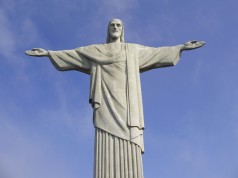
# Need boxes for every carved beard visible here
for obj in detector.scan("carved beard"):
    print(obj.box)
[110,31,121,40]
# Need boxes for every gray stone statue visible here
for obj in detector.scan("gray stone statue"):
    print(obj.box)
[26,19,205,178]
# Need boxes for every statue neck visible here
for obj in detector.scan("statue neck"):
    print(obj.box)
[109,37,121,44]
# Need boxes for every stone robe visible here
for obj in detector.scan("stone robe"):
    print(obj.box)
[48,43,181,152]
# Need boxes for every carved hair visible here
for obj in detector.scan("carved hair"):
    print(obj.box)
[106,19,125,43]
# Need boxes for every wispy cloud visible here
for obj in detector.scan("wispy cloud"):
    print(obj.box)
[0,118,72,178]
[0,0,46,59]
[0,9,16,59]
[19,18,46,48]
[34,75,94,139]
[0,87,93,178]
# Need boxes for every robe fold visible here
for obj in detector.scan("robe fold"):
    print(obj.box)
[49,43,181,178]
[48,43,181,177]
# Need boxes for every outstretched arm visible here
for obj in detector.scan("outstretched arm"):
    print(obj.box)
[138,40,205,72]
[25,48,91,74]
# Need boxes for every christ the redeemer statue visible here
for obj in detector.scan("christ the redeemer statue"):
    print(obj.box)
[26,19,205,178]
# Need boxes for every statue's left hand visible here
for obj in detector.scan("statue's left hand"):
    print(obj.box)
[25,48,49,57]
[182,41,205,50]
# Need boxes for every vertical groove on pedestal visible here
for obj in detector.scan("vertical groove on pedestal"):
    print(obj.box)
[94,128,143,178]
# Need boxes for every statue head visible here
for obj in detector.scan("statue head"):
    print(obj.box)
[106,19,124,43]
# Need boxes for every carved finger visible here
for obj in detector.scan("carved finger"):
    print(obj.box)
[25,50,33,55]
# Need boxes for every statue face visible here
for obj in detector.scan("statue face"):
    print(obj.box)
[109,19,123,41]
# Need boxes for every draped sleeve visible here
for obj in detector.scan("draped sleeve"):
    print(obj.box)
[138,45,182,73]
[48,44,125,75]
[48,49,91,74]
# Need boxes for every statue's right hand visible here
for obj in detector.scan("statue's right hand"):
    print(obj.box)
[25,48,48,57]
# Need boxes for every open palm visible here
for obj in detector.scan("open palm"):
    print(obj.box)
[25,48,48,57]
[183,41,205,50]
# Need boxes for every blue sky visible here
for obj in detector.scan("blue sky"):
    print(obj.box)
[0,0,238,177]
